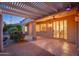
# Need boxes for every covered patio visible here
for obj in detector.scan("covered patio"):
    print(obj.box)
[0,2,79,56]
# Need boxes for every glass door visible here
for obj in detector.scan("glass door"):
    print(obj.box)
[53,20,67,40]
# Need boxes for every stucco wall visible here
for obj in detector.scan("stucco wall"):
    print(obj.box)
[67,16,76,43]
[35,16,77,43]
[28,22,32,36]
[27,16,77,44]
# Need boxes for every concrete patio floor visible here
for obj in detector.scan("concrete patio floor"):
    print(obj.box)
[31,36,77,56]
[0,36,77,56]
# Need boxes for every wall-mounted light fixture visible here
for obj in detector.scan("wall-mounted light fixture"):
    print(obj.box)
[66,7,71,11]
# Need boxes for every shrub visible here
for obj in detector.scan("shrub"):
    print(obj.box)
[10,31,24,42]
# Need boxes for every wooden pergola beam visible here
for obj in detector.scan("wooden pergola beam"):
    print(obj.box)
[23,2,50,13]
[0,2,71,19]
[22,2,49,15]
[2,3,42,17]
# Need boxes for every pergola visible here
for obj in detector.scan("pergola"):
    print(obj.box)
[0,2,79,52]
[0,2,72,18]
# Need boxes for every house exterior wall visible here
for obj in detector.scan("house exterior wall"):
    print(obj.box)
[35,16,76,43]
[35,10,77,44]
[27,8,78,44]
[75,13,79,49]
[67,16,76,43]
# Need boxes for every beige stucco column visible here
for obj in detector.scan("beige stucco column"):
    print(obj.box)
[0,14,4,52]
[46,22,48,33]
[22,25,25,34]
[32,20,36,40]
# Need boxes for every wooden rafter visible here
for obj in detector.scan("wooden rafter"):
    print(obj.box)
[0,2,71,19]
[2,3,42,17]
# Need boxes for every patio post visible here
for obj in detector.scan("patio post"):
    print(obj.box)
[22,25,25,34]
[0,14,4,52]
[32,20,36,40]
[46,22,48,32]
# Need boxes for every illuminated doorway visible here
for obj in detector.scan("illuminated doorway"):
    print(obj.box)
[53,20,67,40]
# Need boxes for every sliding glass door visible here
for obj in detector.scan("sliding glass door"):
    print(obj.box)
[53,20,67,40]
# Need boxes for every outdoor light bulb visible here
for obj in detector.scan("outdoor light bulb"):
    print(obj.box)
[66,7,71,11]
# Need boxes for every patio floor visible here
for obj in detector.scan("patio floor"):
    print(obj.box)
[32,36,77,56]
[0,36,77,56]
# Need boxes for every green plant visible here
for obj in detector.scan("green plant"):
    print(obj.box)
[3,24,22,32]
[16,25,22,31]
[10,31,24,42]
[3,23,23,42]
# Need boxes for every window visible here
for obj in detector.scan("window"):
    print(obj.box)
[64,20,67,39]
[56,21,59,38]
[48,22,52,28]
[60,20,64,38]
[25,26,28,32]
[53,22,56,37]
[53,20,67,39]
[36,23,46,32]
[36,24,40,32]
[40,24,46,32]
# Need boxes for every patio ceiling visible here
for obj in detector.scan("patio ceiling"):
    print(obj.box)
[0,2,74,19]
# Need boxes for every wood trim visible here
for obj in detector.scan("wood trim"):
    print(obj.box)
[35,8,77,22]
